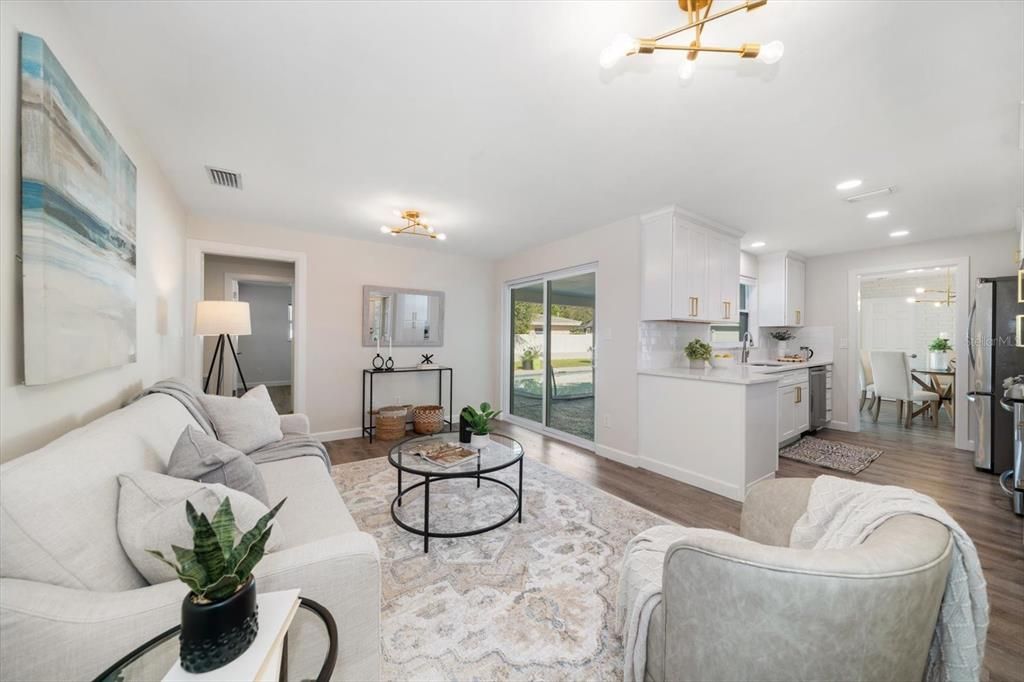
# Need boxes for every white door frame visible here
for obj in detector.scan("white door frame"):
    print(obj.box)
[500,262,598,452]
[223,273,295,393]
[846,256,971,451]
[186,240,308,415]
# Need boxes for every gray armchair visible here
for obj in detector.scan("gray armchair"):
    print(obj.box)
[644,478,954,682]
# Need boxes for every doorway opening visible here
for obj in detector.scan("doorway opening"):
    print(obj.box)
[186,240,307,416]
[504,266,596,446]
[848,258,970,451]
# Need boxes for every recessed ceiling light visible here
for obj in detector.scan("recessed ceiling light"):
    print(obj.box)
[749,241,766,248]
[835,179,862,191]
[906,268,924,273]
[867,210,889,219]
[889,229,909,237]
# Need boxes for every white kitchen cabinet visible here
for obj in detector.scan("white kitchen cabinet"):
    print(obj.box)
[641,206,742,322]
[758,252,807,327]
[776,369,810,445]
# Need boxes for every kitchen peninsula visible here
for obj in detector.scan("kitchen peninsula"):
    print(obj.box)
[636,360,833,501]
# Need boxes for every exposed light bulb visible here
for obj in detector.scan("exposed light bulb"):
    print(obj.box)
[906,297,916,304]
[678,60,696,80]
[426,225,434,233]
[379,225,391,234]
[915,287,926,294]
[756,40,784,65]
[600,33,637,69]
[389,231,397,237]
[436,233,447,241]
[933,302,942,308]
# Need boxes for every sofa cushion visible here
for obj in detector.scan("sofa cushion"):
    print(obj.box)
[167,426,269,504]
[0,394,200,590]
[199,385,283,454]
[259,457,357,547]
[116,471,284,585]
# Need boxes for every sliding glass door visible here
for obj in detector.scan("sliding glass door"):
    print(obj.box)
[508,269,595,443]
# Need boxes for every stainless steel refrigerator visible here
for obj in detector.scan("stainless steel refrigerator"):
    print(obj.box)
[967,276,1024,477]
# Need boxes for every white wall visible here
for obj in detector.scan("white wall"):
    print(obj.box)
[494,216,642,463]
[187,216,496,438]
[237,282,293,385]
[805,230,1017,429]
[0,1,187,461]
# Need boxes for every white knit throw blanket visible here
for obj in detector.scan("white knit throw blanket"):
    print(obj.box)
[791,476,989,682]
[614,525,750,682]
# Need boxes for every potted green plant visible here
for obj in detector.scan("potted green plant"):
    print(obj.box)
[461,402,501,448]
[148,497,284,673]
[684,339,713,369]
[928,337,953,370]
[769,329,796,356]
[520,345,540,371]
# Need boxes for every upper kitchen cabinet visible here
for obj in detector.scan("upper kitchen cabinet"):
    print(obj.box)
[758,252,806,327]
[640,207,742,323]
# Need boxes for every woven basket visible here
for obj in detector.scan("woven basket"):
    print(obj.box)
[374,405,409,441]
[412,405,445,434]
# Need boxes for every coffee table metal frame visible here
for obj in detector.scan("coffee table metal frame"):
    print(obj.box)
[388,434,524,553]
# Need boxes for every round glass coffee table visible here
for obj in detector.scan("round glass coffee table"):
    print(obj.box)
[388,432,524,552]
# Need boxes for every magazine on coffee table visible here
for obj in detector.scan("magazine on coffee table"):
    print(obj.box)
[400,438,479,468]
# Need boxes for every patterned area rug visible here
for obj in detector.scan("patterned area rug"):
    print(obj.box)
[780,436,882,474]
[332,456,668,681]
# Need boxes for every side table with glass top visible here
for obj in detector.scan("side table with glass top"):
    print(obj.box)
[93,597,337,682]
[388,432,524,553]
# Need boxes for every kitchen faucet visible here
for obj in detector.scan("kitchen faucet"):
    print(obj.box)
[741,331,755,364]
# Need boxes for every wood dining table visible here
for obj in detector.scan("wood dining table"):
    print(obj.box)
[912,368,956,420]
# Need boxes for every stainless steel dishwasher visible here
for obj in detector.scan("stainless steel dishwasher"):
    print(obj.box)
[809,366,828,431]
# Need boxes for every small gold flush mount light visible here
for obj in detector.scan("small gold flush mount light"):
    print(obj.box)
[379,210,446,241]
[600,0,783,80]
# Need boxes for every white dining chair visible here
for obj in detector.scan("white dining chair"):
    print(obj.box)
[869,351,940,428]
[859,349,878,413]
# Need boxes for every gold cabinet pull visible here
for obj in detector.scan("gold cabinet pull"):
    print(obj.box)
[723,301,731,319]
[795,309,801,325]
[795,386,802,404]
[689,297,698,317]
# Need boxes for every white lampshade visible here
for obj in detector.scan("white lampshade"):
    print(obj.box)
[195,301,251,336]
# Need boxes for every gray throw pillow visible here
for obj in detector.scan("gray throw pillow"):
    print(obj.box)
[198,384,283,454]
[116,471,284,585]
[167,426,269,505]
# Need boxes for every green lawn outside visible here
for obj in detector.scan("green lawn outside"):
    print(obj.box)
[517,358,593,370]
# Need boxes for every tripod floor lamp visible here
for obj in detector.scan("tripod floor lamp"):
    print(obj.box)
[196,300,252,395]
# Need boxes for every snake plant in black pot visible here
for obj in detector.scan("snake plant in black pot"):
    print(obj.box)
[148,497,285,673]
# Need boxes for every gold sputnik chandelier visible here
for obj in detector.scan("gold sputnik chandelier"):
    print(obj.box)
[905,268,957,307]
[600,0,784,80]
[379,210,446,241]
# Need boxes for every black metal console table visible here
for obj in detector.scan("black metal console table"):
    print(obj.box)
[362,365,454,442]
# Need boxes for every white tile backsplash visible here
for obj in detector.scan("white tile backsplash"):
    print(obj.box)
[758,325,834,362]
[638,321,711,369]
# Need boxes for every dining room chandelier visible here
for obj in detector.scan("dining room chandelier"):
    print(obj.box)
[379,210,446,241]
[905,268,957,307]
[600,0,784,80]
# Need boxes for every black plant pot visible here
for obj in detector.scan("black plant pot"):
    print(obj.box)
[180,577,259,673]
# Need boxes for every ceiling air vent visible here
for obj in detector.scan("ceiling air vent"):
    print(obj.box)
[206,166,242,189]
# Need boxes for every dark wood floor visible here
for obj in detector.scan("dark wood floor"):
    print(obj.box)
[326,401,1024,682]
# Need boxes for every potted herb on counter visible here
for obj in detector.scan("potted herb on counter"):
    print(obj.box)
[769,329,796,356]
[462,402,501,448]
[148,497,284,673]
[684,339,713,369]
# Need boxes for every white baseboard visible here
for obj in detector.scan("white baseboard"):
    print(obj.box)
[312,427,363,442]
[594,444,639,467]
[256,380,292,387]
[826,420,850,431]
[634,456,744,501]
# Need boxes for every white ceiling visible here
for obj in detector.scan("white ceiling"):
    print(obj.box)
[61,1,1023,258]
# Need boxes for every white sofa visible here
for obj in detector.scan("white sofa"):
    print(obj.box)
[0,393,381,681]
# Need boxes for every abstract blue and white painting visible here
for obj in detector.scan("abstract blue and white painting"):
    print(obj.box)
[20,33,137,385]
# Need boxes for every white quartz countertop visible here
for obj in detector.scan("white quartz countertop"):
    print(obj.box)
[637,359,833,385]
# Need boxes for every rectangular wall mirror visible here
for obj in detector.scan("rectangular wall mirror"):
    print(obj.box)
[363,286,445,347]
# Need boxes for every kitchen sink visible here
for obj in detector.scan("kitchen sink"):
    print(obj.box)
[746,362,785,367]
